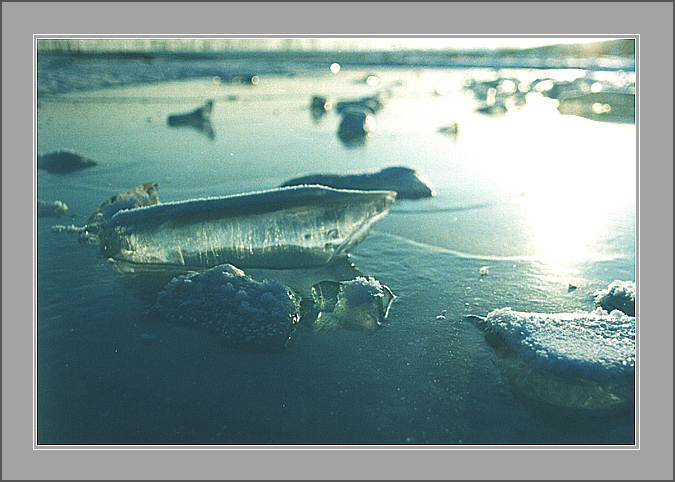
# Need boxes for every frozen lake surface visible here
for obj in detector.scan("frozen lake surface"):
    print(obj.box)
[36,56,636,445]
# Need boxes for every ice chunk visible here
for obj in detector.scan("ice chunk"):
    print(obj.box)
[37,200,69,218]
[310,277,395,332]
[594,280,635,316]
[81,182,159,244]
[479,308,635,413]
[99,185,396,269]
[37,149,97,173]
[337,107,377,145]
[281,166,435,200]
[152,264,300,351]
[167,100,215,140]
[51,224,84,235]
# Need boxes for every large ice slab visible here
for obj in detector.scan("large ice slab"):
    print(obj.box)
[99,185,396,269]
[484,308,635,382]
[152,264,300,351]
[477,308,635,413]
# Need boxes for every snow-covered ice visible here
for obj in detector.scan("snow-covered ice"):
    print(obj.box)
[484,308,635,382]
[594,280,635,316]
[311,276,395,332]
[152,264,300,351]
[479,308,635,412]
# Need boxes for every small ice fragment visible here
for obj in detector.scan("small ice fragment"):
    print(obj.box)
[99,185,396,269]
[82,182,159,244]
[281,166,435,200]
[167,100,215,140]
[51,224,85,235]
[479,266,489,277]
[438,122,459,136]
[310,95,333,118]
[310,277,395,332]
[337,107,377,144]
[37,200,69,218]
[152,264,300,351]
[594,280,635,316]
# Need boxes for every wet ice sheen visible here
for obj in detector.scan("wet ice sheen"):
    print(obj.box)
[480,308,635,413]
[100,185,396,269]
[485,308,635,382]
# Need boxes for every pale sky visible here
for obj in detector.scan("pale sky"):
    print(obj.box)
[368,37,615,50]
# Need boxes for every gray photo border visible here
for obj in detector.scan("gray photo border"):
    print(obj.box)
[4,1,672,480]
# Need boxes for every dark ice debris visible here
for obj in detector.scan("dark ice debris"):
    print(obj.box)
[335,93,386,115]
[38,200,69,218]
[438,122,459,137]
[281,166,435,200]
[310,95,333,118]
[334,92,389,145]
[337,107,377,145]
[167,100,216,140]
[152,264,300,352]
[37,149,97,173]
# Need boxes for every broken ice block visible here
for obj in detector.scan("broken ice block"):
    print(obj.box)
[310,277,395,332]
[81,182,160,245]
[152,264,300,351]
[99,185,396,269]
[476,308,635,413]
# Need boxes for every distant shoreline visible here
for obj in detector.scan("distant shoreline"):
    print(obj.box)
[37,48,635,72]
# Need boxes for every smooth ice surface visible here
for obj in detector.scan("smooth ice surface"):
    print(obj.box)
[594,280,636,316]
[152,264,299,351]
[485,308,635,382]
[101,185,396,269]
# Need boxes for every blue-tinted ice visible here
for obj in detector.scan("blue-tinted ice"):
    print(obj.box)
[478,308,635,412]
[310,277,395,332]
[99,185,396,269]
[152,264,300,351]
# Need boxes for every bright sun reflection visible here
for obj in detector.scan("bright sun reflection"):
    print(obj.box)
[482,96,635,265]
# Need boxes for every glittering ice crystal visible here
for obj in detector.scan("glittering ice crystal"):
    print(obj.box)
[98,185,396,269]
